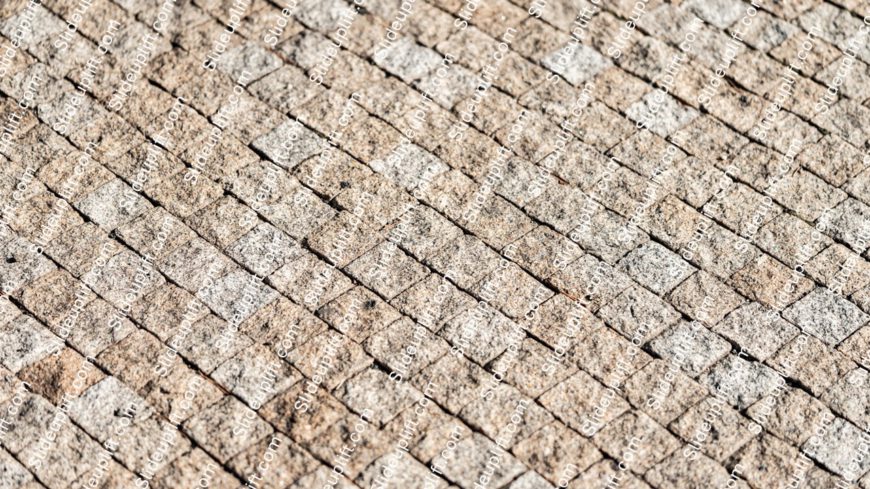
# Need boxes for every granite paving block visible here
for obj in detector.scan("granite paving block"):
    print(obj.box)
[0,0,868,486]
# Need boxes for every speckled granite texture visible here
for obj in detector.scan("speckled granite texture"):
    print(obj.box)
[1,0,870,487]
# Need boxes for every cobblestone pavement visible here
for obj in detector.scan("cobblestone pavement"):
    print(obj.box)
[0,0,869,487]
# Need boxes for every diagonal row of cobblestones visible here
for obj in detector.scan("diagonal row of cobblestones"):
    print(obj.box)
[1,0,869,488]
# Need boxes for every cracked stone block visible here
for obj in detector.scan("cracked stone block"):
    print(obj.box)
[784,288,869,346]
[472,262,553,319]
[730,253,814,309]
[522,296,603,362]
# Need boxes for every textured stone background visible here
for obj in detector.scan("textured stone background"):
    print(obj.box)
[1,0,870,487]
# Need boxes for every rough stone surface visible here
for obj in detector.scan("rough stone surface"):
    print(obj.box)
[0,1,867,487]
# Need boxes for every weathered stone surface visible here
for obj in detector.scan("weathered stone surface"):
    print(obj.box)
[1,0,867,486]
